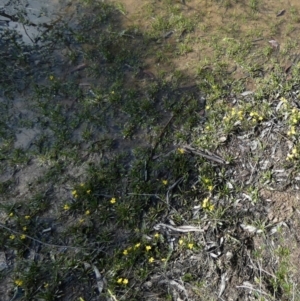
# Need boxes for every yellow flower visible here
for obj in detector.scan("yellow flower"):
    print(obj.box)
[179,239,184,245]
[79,219,84,223]
[63,204,70,210]
[79,297,85,301]
[117,278,123,284]
[205,105,210,110]
[9,234,15,240]
[20,234,26,240]
[25,215,30,220]
[71,190,77,196]
[145,245,151,251]
[134,243,141,248]
[280,97,287,102]
[85,210,90,215]
[188,243,194,249]
[177,148,185,154]
[86,190,91,194]
[162,180,168,185]
[154,233,160,238]
[80,183,85,187]
[44,283,49,288]
[122,278,129,285]
[123,249,128,255]
[209,204,215,211]
[202,198,209,208]
[161,258,166,262]
[15,279,23,286]
[23,226,27,231]
[149,257,155,263]
[110,197,116,204]
[9,212,14,217]
[207,185,213,191]
[49,75,54,81]
[111,91,115,94]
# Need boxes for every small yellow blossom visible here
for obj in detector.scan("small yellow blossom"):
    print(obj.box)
[49,75,54,81]
[161,258,166,262]
[135,243,141,248]
[117,278,123,284]
[122,278,129,285]
[9,212,14,217]
[149,257,155,263]
[79,219,85,223]
[9,234,15,240]
[188,243,194,249]
[292,148,298,155]
[71,190,77,196]
[202,198,209,208]
[79,297,85,301]
[205,105,210,110]
[280,97,287,102]
[85,210,90,215]
[207,185,213,191]
[63,204,70,210]
[20,234,26,240]
[123,249,128,255]
[179,239,184,245]
[162,180,168,185]
[44,283,49,288]
[177,148,185,154]
[23,226,27,231]
[154,233,160,238]
[86,190,91,194]
[110,197,116,204]
[25,215,30,220]
[15,279,23,286]
[145,245,151,251]
[80,183,85,187]
[111,91,115,94]
[202,198,214,211]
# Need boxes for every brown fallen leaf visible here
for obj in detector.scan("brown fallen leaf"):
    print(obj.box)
[276,9,285,17]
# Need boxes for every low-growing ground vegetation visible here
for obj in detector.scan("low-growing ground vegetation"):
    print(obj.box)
[1,0,300,300]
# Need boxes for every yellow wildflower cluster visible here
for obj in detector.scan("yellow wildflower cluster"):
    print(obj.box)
[290,108,300,125]
[110,197,116,204]
[63,204,70,210]
[202,197,214,211]
[286,147,299,161]
[15,279,23,286]
[178,239,194,249]
[202,177,214,192]
[177,148,185,154]
[249,111,264,123]
[72,190,78,198]
[287,126,296,136]
[123,243,143,255]
[223,107,244,122]
[117,278,128,285]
